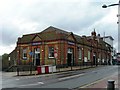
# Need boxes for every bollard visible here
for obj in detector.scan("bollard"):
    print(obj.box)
[107,80,115,90]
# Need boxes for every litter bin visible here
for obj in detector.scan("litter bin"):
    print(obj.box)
[45,65,49,74]
[37,66,41,74]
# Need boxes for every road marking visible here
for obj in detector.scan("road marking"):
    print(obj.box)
[38,82,44,84]
[58,74,84,81]
[80,72,118,88]
[80,78,104,88]
[16,79,20,80]
[19,82,44,87]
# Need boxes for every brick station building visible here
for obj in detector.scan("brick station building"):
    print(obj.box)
[10,26,113,67]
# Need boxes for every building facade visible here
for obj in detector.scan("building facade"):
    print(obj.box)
[10,26,113,67]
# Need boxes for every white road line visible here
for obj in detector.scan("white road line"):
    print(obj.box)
[58,74,84,81]
[16,79,20,80]
[80,72,118,88]
[38,82,44,84]
[19,82,44,87]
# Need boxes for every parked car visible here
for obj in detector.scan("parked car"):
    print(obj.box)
[117,57,120,65]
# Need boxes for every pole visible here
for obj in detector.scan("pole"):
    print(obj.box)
[30,62,32,75]
[117,3,120,51]
[102,0,120,53]
[17,66,19,76]
[30,51,33,75]
[71,61,72,70]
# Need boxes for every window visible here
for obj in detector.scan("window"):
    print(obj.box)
[23,48,27,59]
[88,50,90,60]
[79,48,82,59]
[49,47,54,58]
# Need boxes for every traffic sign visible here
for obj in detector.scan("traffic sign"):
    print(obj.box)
[29,52,33,56]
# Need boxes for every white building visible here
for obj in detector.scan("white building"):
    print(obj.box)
[101,36,114,64]
[102,36,114,48]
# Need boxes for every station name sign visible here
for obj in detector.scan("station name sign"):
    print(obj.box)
[32,42,42,45]
[68,41,75,45]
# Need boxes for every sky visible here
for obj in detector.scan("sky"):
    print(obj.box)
[0,0,119,55]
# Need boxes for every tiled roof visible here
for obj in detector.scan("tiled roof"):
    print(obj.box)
[17,26,112,51]
[18,26,83,44]
[20,34,35,43]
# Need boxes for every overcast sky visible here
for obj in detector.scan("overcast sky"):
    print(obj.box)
[0,0,119,55]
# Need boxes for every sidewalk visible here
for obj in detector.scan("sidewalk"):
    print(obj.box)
[2,65,97,76]
[80,72,119,89]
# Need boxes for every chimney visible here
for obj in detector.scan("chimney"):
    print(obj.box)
[98,34,100,37]
[91,28,96,36]
[17,37,21,44]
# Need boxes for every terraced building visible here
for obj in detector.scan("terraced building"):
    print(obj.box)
[9,26,113,68]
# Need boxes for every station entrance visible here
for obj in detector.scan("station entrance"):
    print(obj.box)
[67,48,74,66]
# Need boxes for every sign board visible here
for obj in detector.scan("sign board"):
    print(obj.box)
[32,42,42,45]
[29,52,34,56]
[68,41,75,45]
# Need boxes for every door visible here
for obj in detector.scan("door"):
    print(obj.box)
[34,48,40,66]
[35,53,40,66]
[67,53,72,66]
[93,55,96,65]
[67,48,74,66]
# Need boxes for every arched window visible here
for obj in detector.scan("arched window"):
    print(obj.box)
[79,48,82,59]
[49,47,54,58]
[23,48,27,59]
[88,50,90,61]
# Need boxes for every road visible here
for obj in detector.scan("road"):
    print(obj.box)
[2,65,119,89]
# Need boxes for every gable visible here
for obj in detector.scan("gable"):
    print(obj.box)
[67,35,75,42]
[33,35,41,42]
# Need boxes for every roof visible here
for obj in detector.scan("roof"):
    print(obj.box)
[17,26,112,50]
[17,26,83,44]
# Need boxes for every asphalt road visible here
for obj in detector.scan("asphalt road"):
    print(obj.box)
[2,65,119,89]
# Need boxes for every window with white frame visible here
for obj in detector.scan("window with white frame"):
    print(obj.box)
[88,50,90,61]
[79,48,82,59]
[49,47,54,58]
[23,48,27,59]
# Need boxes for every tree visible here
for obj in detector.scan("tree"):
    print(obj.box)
[2,53,9,71]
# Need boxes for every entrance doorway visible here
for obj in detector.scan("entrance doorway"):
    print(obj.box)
[67,53,72,66]
[67,48,74,66]
[93,55,96,65]
[34,48,40,66]
[93,52,96,65]
[35,53,40,66]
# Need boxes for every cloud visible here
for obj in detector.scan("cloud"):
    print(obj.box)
[0,0,119,54]
[0,44,16,55]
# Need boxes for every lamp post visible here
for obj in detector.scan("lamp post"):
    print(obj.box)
[102,0,120,53]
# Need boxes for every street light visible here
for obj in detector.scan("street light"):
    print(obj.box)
[102,0,120,8]
[102,0,120,53]
[102,4,119,8]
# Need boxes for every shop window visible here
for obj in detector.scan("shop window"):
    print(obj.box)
[49,47,54,58]
[23,48,27,59]
[88,50,90,61]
